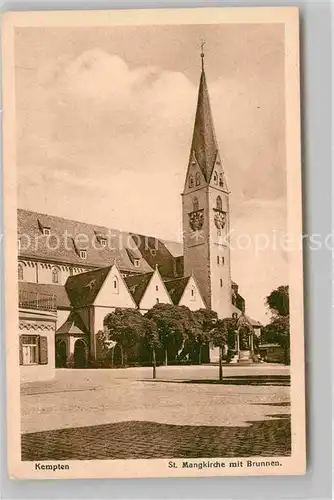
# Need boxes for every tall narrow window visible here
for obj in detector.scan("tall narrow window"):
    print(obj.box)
[80,250,87,259]
[217,256,220,265]
[190,287,196,301]
[52,267,59,284]
[216,195,222,211]
[112,277,119,294]
[18,263,24,281]
[195,172,201,186]
[219,173,224,187]
[213,171,218,184]
[220,279,223,288]
[188,175,194,188]
[192,197,199,212]
[222,257,225,265]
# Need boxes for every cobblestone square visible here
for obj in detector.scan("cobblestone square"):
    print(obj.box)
[21,364,290,460]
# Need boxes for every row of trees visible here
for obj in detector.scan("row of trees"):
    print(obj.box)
[96,285,290,378]
[262,285,290,364]
[97,304,242,380]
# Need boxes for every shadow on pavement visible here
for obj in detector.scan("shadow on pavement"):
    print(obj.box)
[142,375,290,386]
[22,414,291,461]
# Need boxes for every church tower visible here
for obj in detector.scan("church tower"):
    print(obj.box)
[182,49,232,319]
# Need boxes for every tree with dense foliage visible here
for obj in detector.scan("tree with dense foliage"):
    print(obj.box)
[103,308,146,366]
[192,309,218,363]
[266,285,289,317]
[263,285,290,364]
[145,303,194,365]
[210,318,230,380]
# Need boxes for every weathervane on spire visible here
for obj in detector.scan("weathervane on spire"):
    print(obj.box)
[200,40,205,70]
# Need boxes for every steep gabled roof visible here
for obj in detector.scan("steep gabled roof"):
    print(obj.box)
[18,281,71,309]
[164,276,190,305]
[124,272,153,306]
[190,69,219,182]
[245,315,262,328]
[56,311,88,335]
[65,266,111,308]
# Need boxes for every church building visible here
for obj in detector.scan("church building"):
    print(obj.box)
[17,53,259,381]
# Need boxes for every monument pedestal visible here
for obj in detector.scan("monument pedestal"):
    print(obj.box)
[238,349,253,364]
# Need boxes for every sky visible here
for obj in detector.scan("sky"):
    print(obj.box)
[15,23,288,323]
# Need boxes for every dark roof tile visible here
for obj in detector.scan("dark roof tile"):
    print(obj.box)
[124,272,153,306]
[65,266,111,308]
[56,311,88,335]
[164,276,190,305]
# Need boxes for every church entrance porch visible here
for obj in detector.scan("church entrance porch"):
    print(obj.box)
[73,339,88,368]
[55,333,89,368]
[55,340,67,368]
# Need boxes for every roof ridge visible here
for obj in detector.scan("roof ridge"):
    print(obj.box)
[164,276,190,283]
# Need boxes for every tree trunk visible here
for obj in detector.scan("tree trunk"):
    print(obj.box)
[219,346,223,381]
[198,344,202,365]
[284,346,290,365]
[164,347,168,366]
[111,347,114,368]
[152,346,157,379]
[120,345,124,367]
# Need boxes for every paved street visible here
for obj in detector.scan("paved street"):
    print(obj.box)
[21,364,291,460]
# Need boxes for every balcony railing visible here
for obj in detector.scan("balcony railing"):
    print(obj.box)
[19,290,57,312]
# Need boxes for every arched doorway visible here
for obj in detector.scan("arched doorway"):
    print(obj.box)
[55,340,67,368]
[73,339,87,368]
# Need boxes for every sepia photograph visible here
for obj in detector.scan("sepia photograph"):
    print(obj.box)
[2,7,305,479]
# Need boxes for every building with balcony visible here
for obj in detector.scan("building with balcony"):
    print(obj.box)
[19,290,57,382]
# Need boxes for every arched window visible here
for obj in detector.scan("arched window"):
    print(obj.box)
[195,172,201,186]
[213,171,218,184]
[188,175,194,188]
[112,276,119,294]
[216,195,222,211]
[192,197,199,212]
[52,267,59,284]
[219,173,224,187]
[18,263,24,281]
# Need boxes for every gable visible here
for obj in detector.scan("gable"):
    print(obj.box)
[178,275,206,310]
[139,269,172,311]
[56,311,89,335]
[183,153,206,194]
[94,265,136,309]
[208,153,228,192]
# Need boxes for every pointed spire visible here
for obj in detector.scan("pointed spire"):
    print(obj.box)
[190,45,219,183]
[200,41,205,71]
